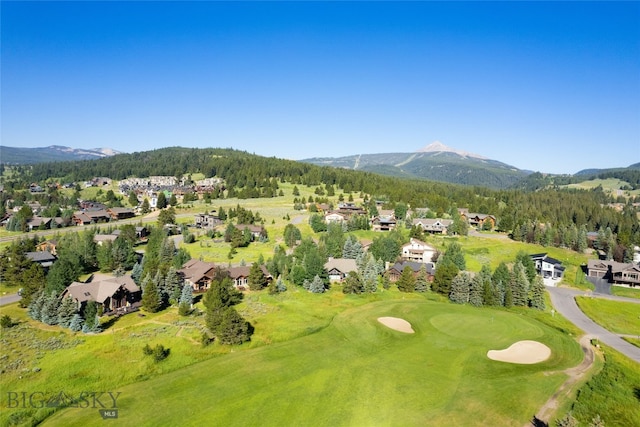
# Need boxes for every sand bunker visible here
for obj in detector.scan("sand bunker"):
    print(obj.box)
[377,317,414,333]
[487,340,551,364]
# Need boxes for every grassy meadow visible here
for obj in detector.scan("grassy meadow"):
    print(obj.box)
[42,294,583,427]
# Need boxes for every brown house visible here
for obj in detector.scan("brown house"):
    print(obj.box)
[228,265,272,291]
[179,259,217,292]
[62,275,141,315]
[385,261,435,283]
[587,259,640,287]
[108,207,136,220]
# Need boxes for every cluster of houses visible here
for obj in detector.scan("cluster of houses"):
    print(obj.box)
[118,175,224,209]
[320,203,497,234]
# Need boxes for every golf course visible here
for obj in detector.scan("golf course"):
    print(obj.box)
[43,296,583,426]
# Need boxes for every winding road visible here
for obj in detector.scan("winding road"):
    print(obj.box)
[547,286,640,363]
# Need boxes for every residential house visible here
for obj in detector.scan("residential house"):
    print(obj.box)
[371,212,396,232]
[179,259,217,292]
[37,240,58,256]
[25,251,56,270]
[228,265,272,291]
[385,261,435,283]
[93,233,119,246]
[73,210,111,225]
[530,253,565,284]
[412,218,453,235]
[62,275,141,315]
[324,258,358,282]
[587,259,640,288]
[194,213,222,229]
[135,226,148,239]
[458,209,496,229]
[324,212,346,224]
[337,203,367,217]
[107,207,135,220]
[27,216,52,231]
[236,224,266,241]
[401,238,437,264]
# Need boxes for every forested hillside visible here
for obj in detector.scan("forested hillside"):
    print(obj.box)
[303,151,529,189]
[2,147,639,250]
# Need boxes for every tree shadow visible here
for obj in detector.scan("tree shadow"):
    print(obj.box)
[530,415,548,427]
[634,387,640,402]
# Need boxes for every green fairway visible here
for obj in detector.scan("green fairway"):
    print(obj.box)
[45,299,582,427]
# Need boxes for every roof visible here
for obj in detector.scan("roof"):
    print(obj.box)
[94,234,118,243]
[25,251,56,263]
[388,261,435,274]
[530,253,563,266]
[324,258,358,274]
[402,238,434,250]
[228,265,272,279]
[65,275,139,304]
[179,259,216,282]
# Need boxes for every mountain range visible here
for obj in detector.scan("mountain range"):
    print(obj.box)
[302,142,531,189]
[0,145,121,164]
[2,143,636,190]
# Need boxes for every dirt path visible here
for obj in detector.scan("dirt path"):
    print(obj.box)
[527,334,597,426]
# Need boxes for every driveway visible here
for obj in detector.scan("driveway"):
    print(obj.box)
[0,293,21,306]
[547,286,640,363]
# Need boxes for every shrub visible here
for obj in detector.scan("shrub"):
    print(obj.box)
[0,315,13,328]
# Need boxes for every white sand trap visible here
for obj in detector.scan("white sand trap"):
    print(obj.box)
[377,317,414,333]
[487,340,551,364]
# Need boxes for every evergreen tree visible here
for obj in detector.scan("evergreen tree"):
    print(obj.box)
[479,264,497,306]
[503,281,513,308]
[82,301,100,333]
[128,191,139,207]
[342,271,364,294]
[433,259,459,295]
[18,263,46,308]
[361,254,379,293]
[57,296,77,328]
[156,192,167,209]
[414,265,430,292]
[131,262,143,285]
[397,266,416,293]
[27,291,46,321]
[247,262,267,291]
[449,272,471,304]
[141,274,162,313]
[492,262,511,305]
[68,314,84,332]
[442,242,466,270]
[309,275,325,293]
[515,251,537,284]
[178,284,193,316]
[141,198,151,214]
[165,266,183,305]
[511,262,530,307]
[529,275,546,310]
[283,224,301,247]
[40,291,60,325]
[469,274,484,307]
[215,307,252,345]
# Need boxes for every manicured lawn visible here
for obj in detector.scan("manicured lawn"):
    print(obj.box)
[575,297,640,336]
[611,285,640,299]
[43,296,582,427]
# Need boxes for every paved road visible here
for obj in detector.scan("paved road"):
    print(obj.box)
[547,286,640,363]
[0,293,21,306]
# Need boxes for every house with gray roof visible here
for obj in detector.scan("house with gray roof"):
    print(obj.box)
[324,258,358,282]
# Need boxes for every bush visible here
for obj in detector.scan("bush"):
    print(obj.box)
[0,315,13,328]
[143,343,170,362]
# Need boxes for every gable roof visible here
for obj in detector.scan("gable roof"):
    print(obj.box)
[179,259,217,283]
[324,258,358,274]
[65,275,139,304]
[26,251,56,263]
[388,261,434,275]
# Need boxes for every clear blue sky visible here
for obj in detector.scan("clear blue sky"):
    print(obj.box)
[2,1,639,174]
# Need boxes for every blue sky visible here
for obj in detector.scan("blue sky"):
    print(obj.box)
[2,1,639,174]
